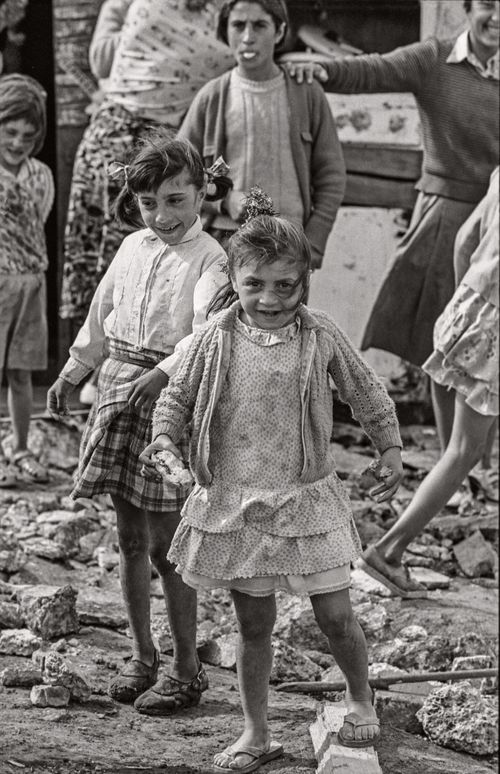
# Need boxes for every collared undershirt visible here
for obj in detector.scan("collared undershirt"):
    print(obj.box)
[446,29,499,80]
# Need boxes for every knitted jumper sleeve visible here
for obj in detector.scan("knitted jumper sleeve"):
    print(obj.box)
[326,322,402,452]
[152,327,209,444]
[323,38,437,96]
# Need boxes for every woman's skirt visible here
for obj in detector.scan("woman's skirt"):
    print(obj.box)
[59,100,164,327]
[361,192,476,367]
[423,284,498,417]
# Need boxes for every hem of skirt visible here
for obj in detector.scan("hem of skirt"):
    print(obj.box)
[425,361,498,417]
[70,483,186,512]
[175,566,351,597]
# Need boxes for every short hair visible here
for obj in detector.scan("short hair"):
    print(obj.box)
[463,1,472,12]
[216,0,289,51]
[114,132,205,228]
[0,74,47,155]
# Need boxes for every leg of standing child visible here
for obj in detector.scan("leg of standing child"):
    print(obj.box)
[6,368,48,482]
[371,393,497,569]
[110,495,199,703]
[214,590,283,772]
[311,588,379,746]
[430,380,455,454]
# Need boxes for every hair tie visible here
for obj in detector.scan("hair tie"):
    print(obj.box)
[243,186,277,222]
[205,156,233,201]
[108,161,129,186]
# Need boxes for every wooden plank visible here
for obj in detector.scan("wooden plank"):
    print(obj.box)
[343,174,418,209]
[309,702,382,774]
[341,144,422,180]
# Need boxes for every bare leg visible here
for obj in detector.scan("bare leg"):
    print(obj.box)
[6,368,33,454]
[147,509,199,681]
[214,591,276,769]
[430,380,455,454]
[113,495,156,665]
[480,421,497,469]
[376,393,497,566]
[311,589,378,744]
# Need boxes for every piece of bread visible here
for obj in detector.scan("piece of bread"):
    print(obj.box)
[152,449,193,487]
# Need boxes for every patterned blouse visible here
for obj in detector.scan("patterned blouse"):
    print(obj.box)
[103,0,235,125]
[0,157,54,274]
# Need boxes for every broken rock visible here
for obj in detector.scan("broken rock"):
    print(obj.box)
[18,584,79,639]
[416,681,498,756]
[42,651,92,701]
[0,628,42,655]
[30,683,71,708]
[0,664,42,687]
[453,531,498,578]
[270,640,320,683]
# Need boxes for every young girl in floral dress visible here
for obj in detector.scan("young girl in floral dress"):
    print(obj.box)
[141,195,404,767]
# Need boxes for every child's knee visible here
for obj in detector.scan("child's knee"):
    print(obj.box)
[117,528,149,558]
[315,605,356,640]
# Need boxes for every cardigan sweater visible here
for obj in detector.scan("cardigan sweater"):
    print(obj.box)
[153,303,402,487]
[178,68,346,268]
[323,38,499,204]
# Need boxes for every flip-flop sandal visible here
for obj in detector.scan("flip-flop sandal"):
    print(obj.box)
[134,663,208,715]
[356,545,427,599]
[109,650,160,703]
[213,740,284,773]
[0,459,18,488]
[337,713,380,749]
[12,450,49,483]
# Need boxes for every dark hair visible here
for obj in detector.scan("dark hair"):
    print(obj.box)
[463,1,472,11]
[208,214,312,314]
[0,74,47,155]
[113,132,206,228]
[216,0,289,52]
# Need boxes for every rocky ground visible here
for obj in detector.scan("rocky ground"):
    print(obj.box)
[0,413,498,774]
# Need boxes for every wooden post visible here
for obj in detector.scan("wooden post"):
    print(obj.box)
[309,702,382,774]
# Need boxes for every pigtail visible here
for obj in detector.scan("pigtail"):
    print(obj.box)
[205,156,233,202]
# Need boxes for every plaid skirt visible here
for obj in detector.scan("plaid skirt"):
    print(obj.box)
[72,345,191,512]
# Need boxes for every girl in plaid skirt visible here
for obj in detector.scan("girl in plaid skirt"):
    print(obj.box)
[47,133,229,714]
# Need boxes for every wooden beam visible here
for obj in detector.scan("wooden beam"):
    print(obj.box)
[341,144,422,181]
[343,173,418,209]
[309,702,383,774]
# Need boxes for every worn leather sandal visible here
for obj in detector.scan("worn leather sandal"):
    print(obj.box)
[356,545,427,599]
[134,663,208,715]
[109,649,160,703]
[213,740,284,773]
[337,713,380,749]
[12,450,49,483]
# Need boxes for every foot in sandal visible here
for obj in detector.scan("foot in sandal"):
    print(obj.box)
[337,692,380,749]
[12,450,49,483]
[213,737,283,773]
[356,545,427,599]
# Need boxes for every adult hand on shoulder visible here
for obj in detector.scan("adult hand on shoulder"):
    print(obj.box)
[46,378,75,420]
[370,446,404,503]
[282,61,328,85]
[127,367,169,414]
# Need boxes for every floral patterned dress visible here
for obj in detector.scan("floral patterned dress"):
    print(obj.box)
[168,317,362,597]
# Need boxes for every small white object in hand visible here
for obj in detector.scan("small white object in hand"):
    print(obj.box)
[152,450,193,486]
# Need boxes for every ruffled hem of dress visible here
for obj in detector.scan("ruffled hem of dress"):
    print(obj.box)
[168,520,362,579]
[177,565,351,597]
[424,351,498,416]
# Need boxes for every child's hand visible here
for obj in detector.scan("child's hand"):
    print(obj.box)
[127,368,169,414]
[369,447,404,503]
[139,434,181,480]
[46,378,75,420]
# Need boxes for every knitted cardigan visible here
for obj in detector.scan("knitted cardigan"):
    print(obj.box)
[153,303,402,487]
[323,38,499,204]
[178,68,346,268]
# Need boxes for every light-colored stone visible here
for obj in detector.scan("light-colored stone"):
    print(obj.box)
[94,545,120,570]
[355,601,389,638]
[416,681,498,756]
[30,683,71,707]
[274,597,329,652]
[0,628,42,656]
[454,531,498,578]
[410,567,450,590]
[0,599,23,629]
[351,567,392,597]
[397,625,428,641]
[42,651,92,702]
[18,584,79,639]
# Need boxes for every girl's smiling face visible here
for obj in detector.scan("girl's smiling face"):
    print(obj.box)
[0,118,38,175]
[232,255,305,329]
[136,169,205,244]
